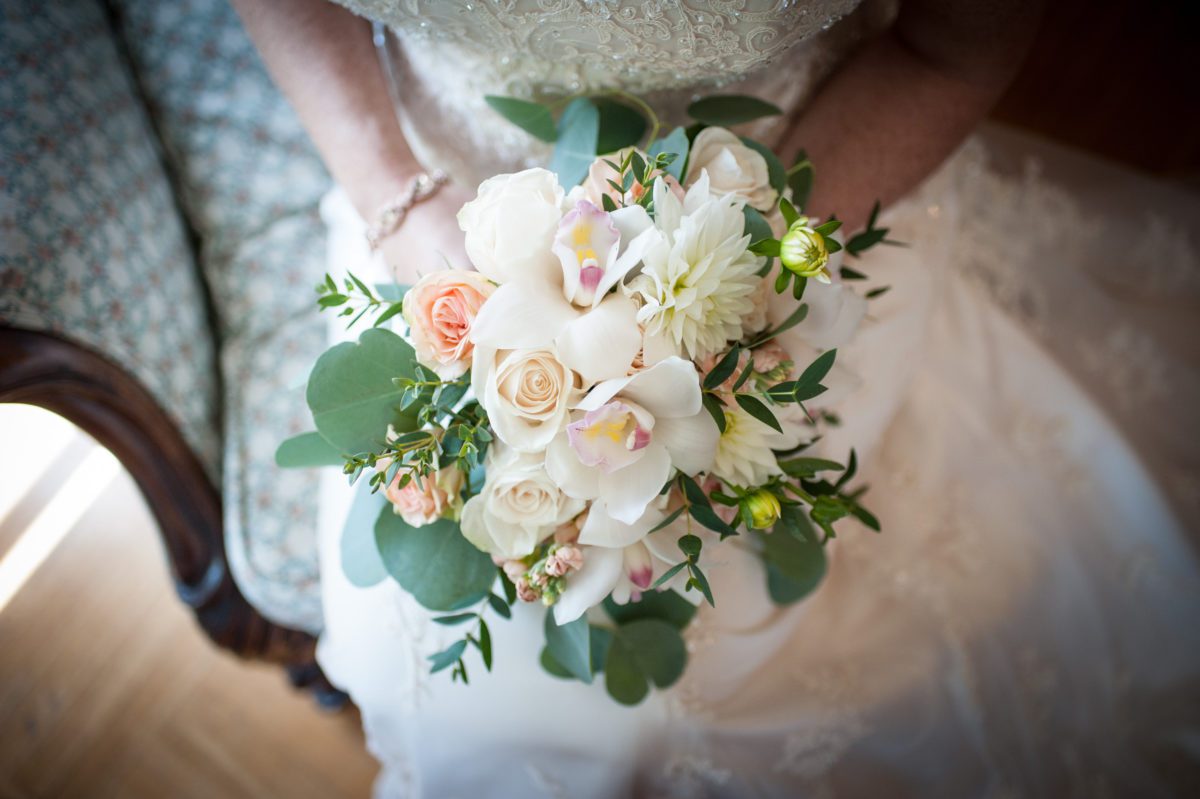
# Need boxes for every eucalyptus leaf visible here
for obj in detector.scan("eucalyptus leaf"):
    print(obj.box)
[742,206,773,245]
[550,98,600,188]
[340,478,389,588]
[544,611,593,684]
[306,327,420,454]
[788,149,814,210]
[375,509,496,610]
[275,431,343,468]
[428,639,468,673]
[740,137,786,193]
[703,345,742,390]
[760,514,826,604]
[483,95,557,142]
[603,590,697,630]
[647,126,690,180]
[686,94,782,126]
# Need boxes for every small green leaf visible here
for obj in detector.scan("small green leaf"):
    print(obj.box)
[735,394,782,433]
[550,98,600,188]
[428,639,468,673]
[686,94,782,126]
[742,205,773,244]
[677,534,702,559]
[839,266,868,281]
[788,149,814,210]
[477,620,493,670]
[702,392,727,434]
[487,593,512,619]
[646,506,686,534]
[373,301,407,328]
[779,196,800,228]
[778,457,845,478]
[647,126,690,181]
[544,611,592,684]
[651,561,688,589]
[797,348,837,390]
[483,95,557,142]
[687,563,715,606]
[433,612,477,626]
[704,345,742,390]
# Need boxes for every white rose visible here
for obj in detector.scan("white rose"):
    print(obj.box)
[460,446,584,560]
[456,167,565,285]
[472,345,581,453]
[685,127,777,212]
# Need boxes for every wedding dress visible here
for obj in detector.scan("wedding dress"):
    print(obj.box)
[312,2,1200,796]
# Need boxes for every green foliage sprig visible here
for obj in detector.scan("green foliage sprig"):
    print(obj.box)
[315,272,406,329]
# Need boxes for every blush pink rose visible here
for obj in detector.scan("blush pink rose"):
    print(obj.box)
[385,467,464,527]
[401,269,495,379]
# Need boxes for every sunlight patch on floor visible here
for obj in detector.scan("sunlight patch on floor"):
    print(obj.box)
[0,405,119,613]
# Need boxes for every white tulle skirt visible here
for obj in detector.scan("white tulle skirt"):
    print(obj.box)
[315,126,1200,798]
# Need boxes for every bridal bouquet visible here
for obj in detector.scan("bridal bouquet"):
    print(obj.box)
[278,93,891,705]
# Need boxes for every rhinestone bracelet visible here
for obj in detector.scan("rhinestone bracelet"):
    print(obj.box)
[364,169,449,251]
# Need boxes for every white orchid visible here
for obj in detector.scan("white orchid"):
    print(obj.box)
[545,356,718,525]
[469,199,660,387]
[624,172,764,362]
[551,505,700,624]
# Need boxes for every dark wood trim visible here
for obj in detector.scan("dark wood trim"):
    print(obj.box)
[0,326,343,704]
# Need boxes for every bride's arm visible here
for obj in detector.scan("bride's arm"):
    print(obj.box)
[786,0,1043,229]
[231,0,415,219]
[232,0,472,275]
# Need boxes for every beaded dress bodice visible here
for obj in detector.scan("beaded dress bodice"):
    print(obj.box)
[331,0,887,186]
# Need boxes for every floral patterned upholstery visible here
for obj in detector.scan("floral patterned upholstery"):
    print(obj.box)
[110,0,332,633]
[1,0,331,633]
[0,0,220,477]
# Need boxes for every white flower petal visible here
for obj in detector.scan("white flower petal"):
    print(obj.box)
[545,431,601,499]
[656,411,720,475]
[578,505,664,549]
[555,295,642,385]
[617,356,702,419]
[459,495,491,554]
[598,442,672,524]
[470,280,577,350]
[553,546,623,625]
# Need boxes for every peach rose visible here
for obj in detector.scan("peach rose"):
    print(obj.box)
[385,467,464,527]
[402,269,495,379]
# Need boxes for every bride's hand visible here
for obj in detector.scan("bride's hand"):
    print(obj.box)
[376,181,477,285]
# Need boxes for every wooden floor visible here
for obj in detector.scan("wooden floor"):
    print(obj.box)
[0,409,378,799]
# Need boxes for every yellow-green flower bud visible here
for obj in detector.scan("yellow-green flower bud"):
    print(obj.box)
[745,490,782,530]
[779,216,831,283]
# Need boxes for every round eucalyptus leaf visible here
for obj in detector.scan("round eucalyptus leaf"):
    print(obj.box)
[341,480,389,588]
[375,507,496,611]
[305,327,420,454]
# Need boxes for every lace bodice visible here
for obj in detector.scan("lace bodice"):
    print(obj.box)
[331,0,890,186]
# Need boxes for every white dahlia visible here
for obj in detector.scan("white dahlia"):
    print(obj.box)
[711,404,807,488]
[625,172,763,361]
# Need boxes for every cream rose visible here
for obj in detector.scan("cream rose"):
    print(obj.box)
[472,345,580,453]
[456,167,564,285]
[401,269,494,379]
[385,466,464,527]
[460,446,584,560]
[685,127,777,212]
